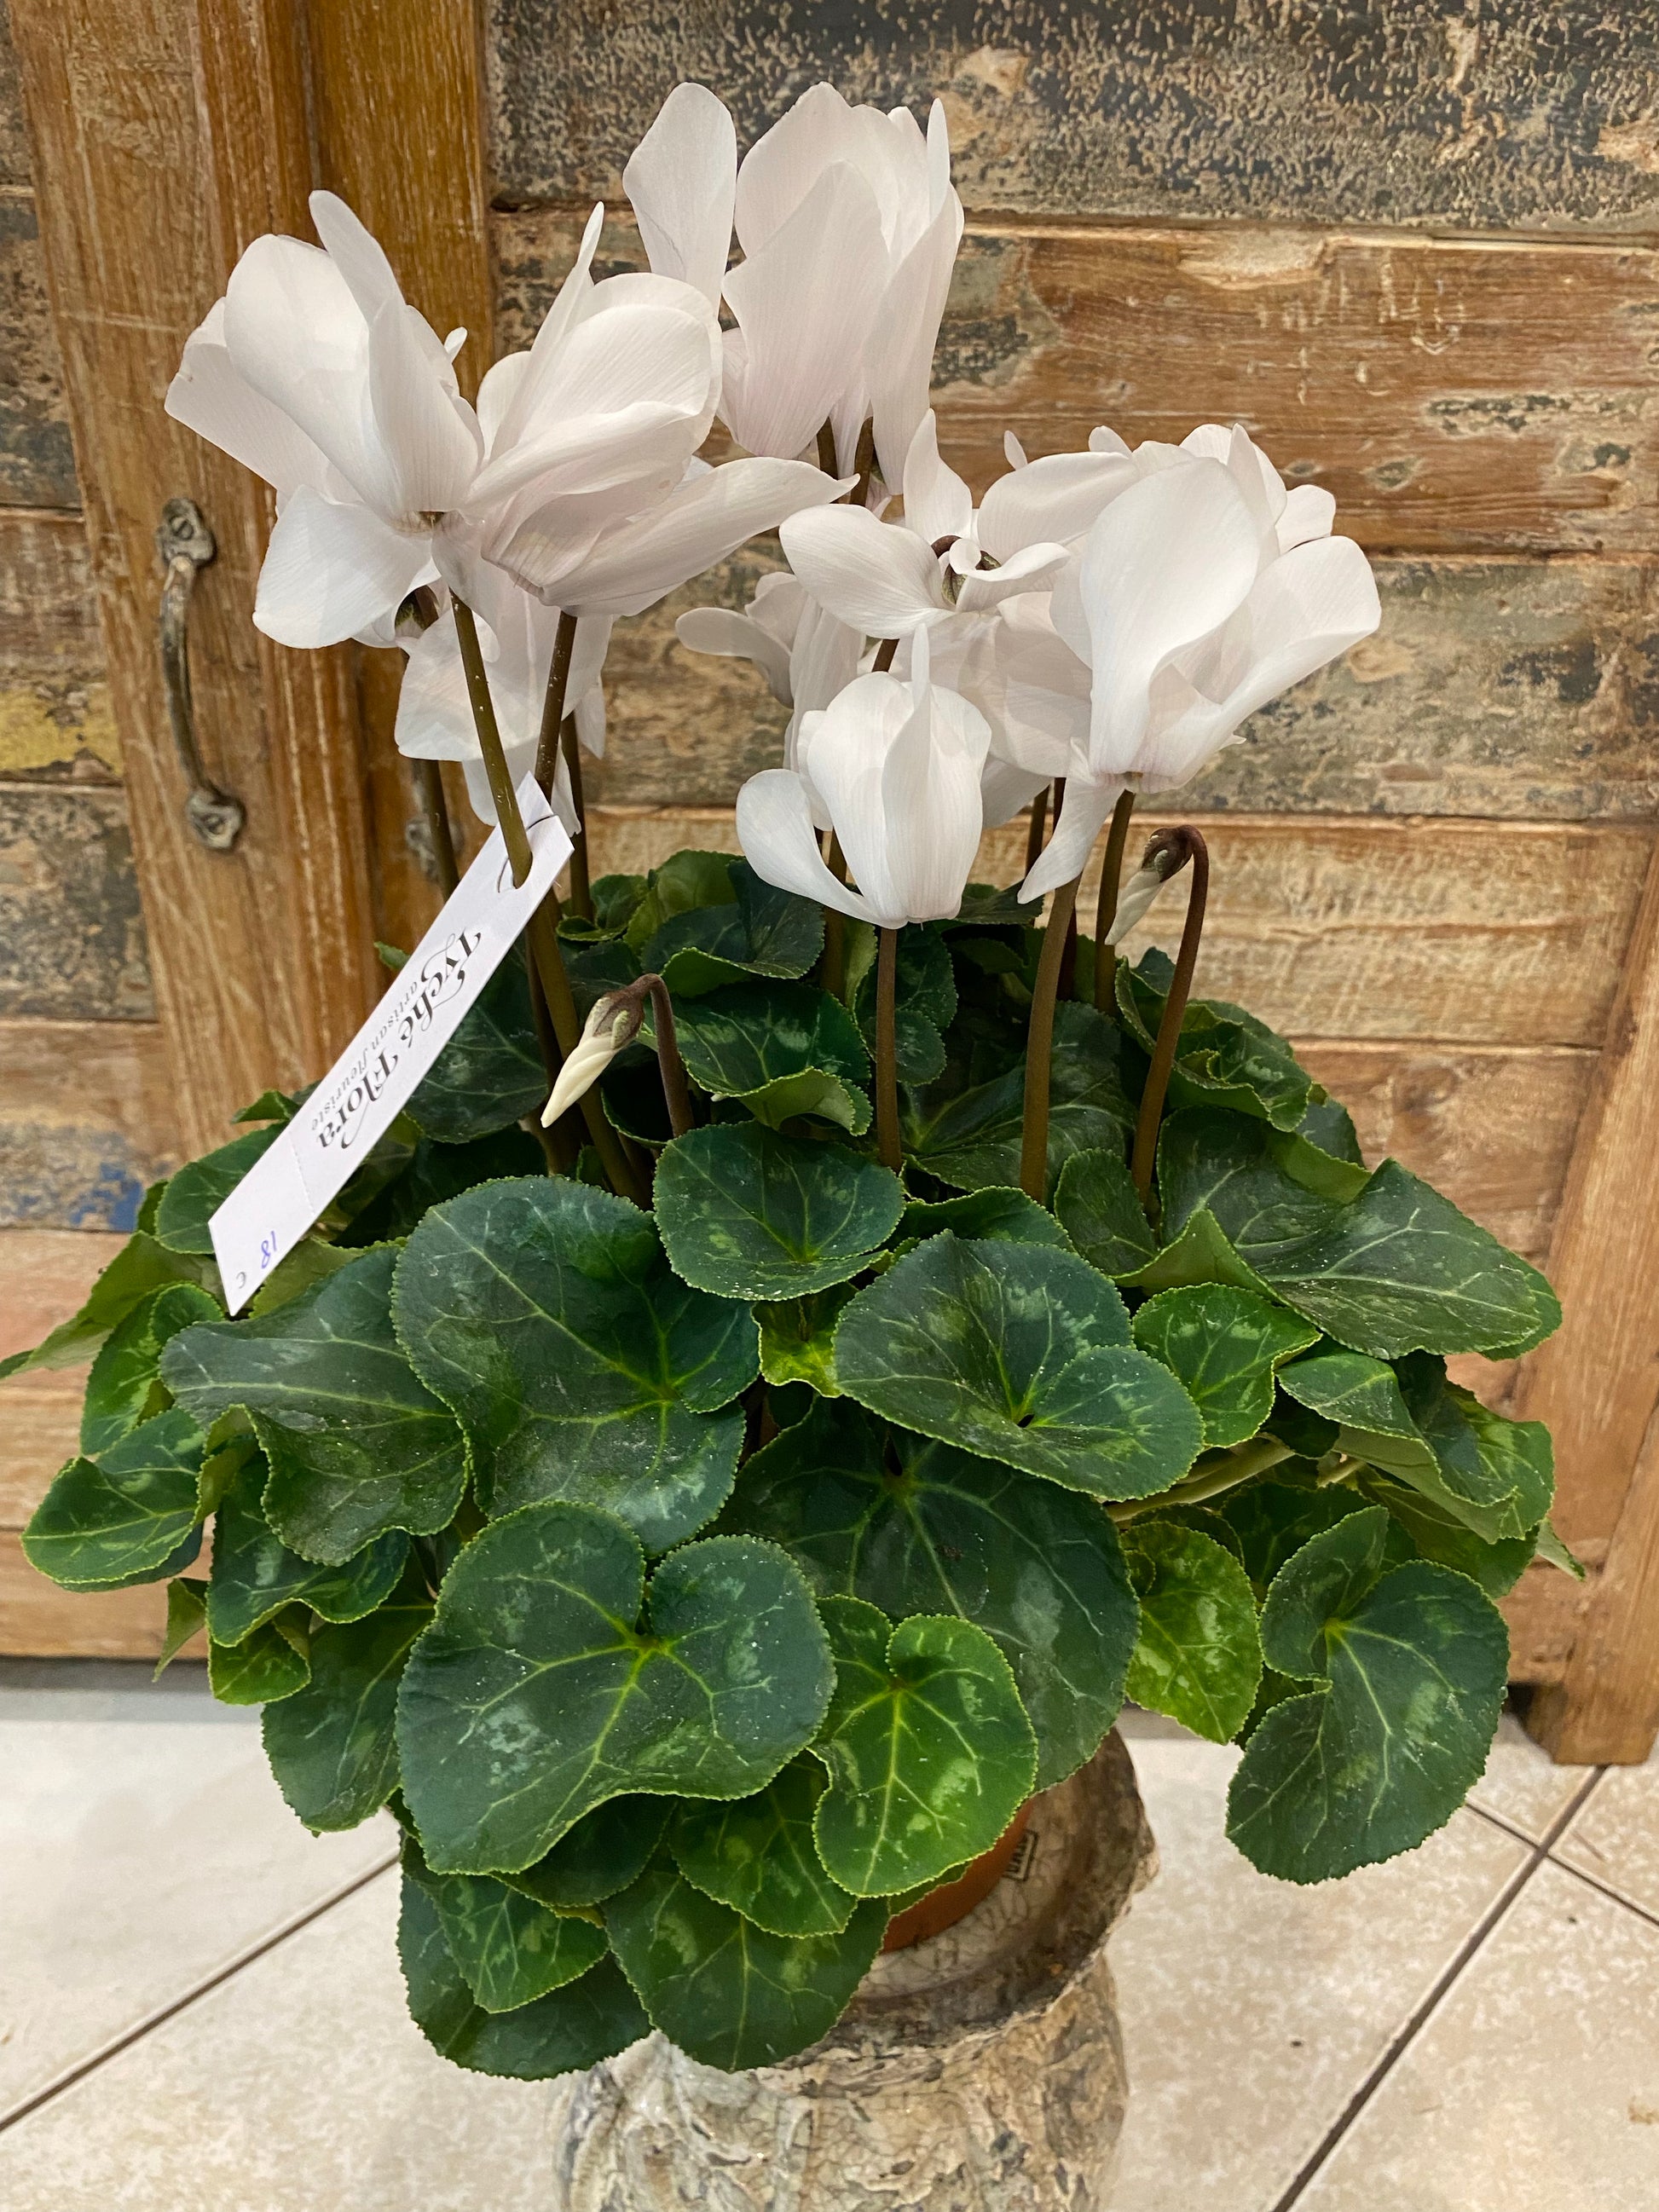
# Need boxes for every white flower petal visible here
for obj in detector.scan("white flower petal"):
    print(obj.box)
[624,82,737,309]
[980,754,1050,827]
[1089,424,1131,455]
[574,680,606,759]
[734,83,858,254]
[165,300,332,500]
[901,411,974,546]
[1103,860,1176,945]
[1004,430,1030,469]
[491,205,606,453]
[780,503,946,636]
[1277,482,1337,551]
[955,540,1070,613]
[864,183,963,490]
[254,488,428,649]
[1019,775,1118,904]
[364,296,482,515]
[675,606,795,701]
[977,449,1137,561]
[737,767,876,923]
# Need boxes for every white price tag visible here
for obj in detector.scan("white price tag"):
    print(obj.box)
[211,777,572,1313]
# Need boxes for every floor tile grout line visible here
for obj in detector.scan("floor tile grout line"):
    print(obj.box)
[1265,1766,1606,2212]
[1543,1846,1659,1934]
[0,1851,400,2137]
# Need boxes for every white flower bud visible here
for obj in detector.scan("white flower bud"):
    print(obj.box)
[541,996,638,1127]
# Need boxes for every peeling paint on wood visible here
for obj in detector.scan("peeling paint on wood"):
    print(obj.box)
[497,208,1659,554]
[0,196,78,508]
[0,784,150,1019]
[0,1016,178,1229]
[486,1,1659,236]
[0,511,117,780]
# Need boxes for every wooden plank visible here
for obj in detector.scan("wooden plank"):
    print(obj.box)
[590,548,1659,823]
[0,783,150,1021]
[0,1533,171,1656]
[484,1,1659,236]
[0,192,78,507]
[0,509,116,779]
[11,0,382,1156]
[0,8,32,188]
[0,1225,124,1358]
[498,209,1659,556]
[587,806,1651,1049]
[0,1368,80,1526]
[1500,1553,1604,1689]
[1527,1419,1659,1760]
[0,1016,179,1229]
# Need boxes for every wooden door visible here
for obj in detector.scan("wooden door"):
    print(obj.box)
[3,1,1656,1760]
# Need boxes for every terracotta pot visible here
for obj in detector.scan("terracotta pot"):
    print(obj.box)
[882,1799,1035,1951]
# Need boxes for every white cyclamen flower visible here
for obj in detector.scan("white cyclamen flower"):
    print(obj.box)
[737,627,990,928]
[674,572,863,805]
[448,205,845,617]
[165,192,482,650]
[625,81,964,484]
[541,994,639,1126]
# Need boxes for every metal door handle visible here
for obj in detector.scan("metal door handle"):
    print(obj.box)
[156,497,246,852]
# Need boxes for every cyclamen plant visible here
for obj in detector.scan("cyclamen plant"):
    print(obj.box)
[12,80,1575,2083]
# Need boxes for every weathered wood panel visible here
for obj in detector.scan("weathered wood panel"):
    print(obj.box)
[0,783,150,1019]
[0,1367,80,1524]
[1501,1553,1605,1687]
[587,806,1651,1049]
[0,1017,178,1228]
[0,8,32,189]
[0,508,116,779]
[0,1535,171,1656]
[0,193,78,508]
[486,1,1659,236]
[499,210,1659,556]
[0,1225,124,1355]
[590,549,1659,823]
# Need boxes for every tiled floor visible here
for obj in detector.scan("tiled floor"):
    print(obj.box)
[0,1669,1654,2210]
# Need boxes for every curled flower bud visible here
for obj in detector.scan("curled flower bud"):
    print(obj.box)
[541,993,641,1128]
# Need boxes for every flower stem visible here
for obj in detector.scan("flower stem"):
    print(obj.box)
[452,598,644,1204]
[632,975,695,1139]
[1091,791,1137,1013]
[1018,871,1084,1200]
[558,713,592,920]
[534,609,579,794]
[821,833,847,1000]
[1022,783,1050,875]
[1129,827,1209,1212]
[412,759,460,897]
[876,926,901,1173]
[850,419,876,510]
[817,419,838,475]
[872,636,899,674]
[1107,1435,1293,1526]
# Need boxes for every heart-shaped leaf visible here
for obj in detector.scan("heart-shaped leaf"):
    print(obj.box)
[503,1798,672,1912]
[645,859,824,996]
[403,952,545,1142]
[663,981,871,1135]
[1360,1476,1539,1598]
[0,1232,219,1383]
[343,1127,546,1244]
[399,1873,647,2077]
[1118,949,1315,1131]
[904,1004,1135,1195]
[208,1612,309,1704]
[653,1123,904,1302]
[393,1178,754,1548]
[834,1234,1203,1501]
[1052,1149,1157,1279]
[754,1283,858,1395]
[625,849,739,954]
[811,1597,1036,1897]
[1220,1480,1375,1603]
[206,1455,408,1645]
[1280,1349,1552,1544]
[669,1757,857,1937]
[153,1127,281,1256]
[23,1406,205,1591]
[79,1284,223,1456]
[726,1398,1138,1789]
[154,1576,207,1678]
[1154,1110,1560,1360]
[604,1860,886,2071]
[261,1576,434,1830]
[403,1836,608,2012]
[1132,1285,1320,1448]
[850,922,957,1084]
[1120,1519,1263,1742]
[899,1185,1074,1252]
[396,1504,832,1873]
[162,1246,469,1566]
[1226,1506,1508,1880]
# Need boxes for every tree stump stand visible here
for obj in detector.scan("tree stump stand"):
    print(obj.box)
[547,1731,1158,2212]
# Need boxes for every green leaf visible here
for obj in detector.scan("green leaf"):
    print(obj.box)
[852,923,957,1084]
[393,1178,754,1548]
[205,1456,408,1646]
[503,1798,672,1912]
[1279,1349,1553,1544]
[403,1836,609,2012]
[1131,1285,1320,1448]
[604,1860,886,2070]
[1535,1518,1587,1580]
[1155,1110,1560,1360]
[162,1246,469,1567]
[754,1282,858,1396]
[654,1123,903,1302]
[404,950,546,1142]
[625,849,739,955]
[399,1874,647,2077]
[153,1576,207,1678]
[904,1004,1135,1195]
[246,1239,361,1317]
[725,1398,1138,1789]
[588,872,648,934]
[1360,1475,1538,1599]
[396,1504,833,1874]
[208,1613,310,1705]
[234,1089,299,1125]
[153,1127,282,1255]
[343,1127,546,1243]
[1118,949,1315,1131]
[1221,1480,1374,1603]
[899,1185,1074,1252]
[664,980,871,1135]
[262,1580,434,1830]
[23,1407,205,1591]
[1053,1148,1157,1279]
[670,1758,857,1937]
[1121,1521,1263,1742]
[0,1231,219,1382]
[646,859,824,996]
[834,1234,1203,1502]
[811,1597,1036,1897]
[79,1283,223,1455]
[1226,1505,1508,1880]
